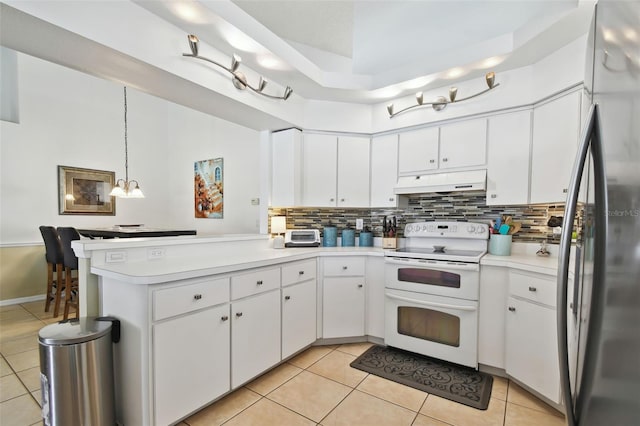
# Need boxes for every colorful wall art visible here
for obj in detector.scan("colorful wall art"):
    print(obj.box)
[194,158,224,218]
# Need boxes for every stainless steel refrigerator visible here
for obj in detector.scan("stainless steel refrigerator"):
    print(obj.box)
[557,1,640,425]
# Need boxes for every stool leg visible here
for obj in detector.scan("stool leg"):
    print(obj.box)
[63,267,72,321]
[44,263,53,312]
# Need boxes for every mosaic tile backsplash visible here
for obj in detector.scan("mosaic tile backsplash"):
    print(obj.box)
[269,191,569,244]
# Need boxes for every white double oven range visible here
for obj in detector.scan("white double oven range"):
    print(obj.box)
[384,221,489,369]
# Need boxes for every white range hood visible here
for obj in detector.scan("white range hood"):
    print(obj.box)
[394,170,487,194]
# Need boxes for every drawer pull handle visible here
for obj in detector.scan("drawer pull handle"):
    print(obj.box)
[221,315,229,321]
[442,157,448,162]
[298,271,304,275]
[508,306,516,312]
[193,294,202,300]
[528,286,537,292]
[491,194,497,198]
[358,284,363,288]
[342,266,348,270]
[235,312,243,317]
[284,296,291,301]
[257,280,263,285]
[389,197,394,201]
[429,159,435,164]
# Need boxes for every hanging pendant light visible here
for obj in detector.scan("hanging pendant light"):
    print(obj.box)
[109,87,144,198]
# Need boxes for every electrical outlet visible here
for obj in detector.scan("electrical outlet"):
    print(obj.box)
[106,251,127,263]
[251,198,260,205]
[148,248,165,260]
[355,219,364,230]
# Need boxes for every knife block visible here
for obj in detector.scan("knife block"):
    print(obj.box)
[382,237,397,249]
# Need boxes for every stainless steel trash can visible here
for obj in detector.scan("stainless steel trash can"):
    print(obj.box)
[39,317,120,426]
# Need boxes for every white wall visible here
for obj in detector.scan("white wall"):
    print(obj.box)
[0,52,261,245]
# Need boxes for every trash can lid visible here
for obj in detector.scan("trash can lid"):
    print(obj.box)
[39,317,113,346]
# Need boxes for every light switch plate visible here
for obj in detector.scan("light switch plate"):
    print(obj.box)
[251,198,260,205]
[356,219,364,230]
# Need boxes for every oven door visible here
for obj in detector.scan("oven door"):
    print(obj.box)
[385,257,479,300]
[385,288,478,368]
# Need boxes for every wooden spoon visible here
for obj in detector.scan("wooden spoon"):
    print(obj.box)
[509,222,522,235]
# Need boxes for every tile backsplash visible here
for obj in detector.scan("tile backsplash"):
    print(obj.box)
[269,191,568,243]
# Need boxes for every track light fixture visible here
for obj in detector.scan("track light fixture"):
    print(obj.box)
[387,72,500,118]
[183,34,293,100]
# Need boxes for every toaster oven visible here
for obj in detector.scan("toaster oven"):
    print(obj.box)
[285,229,321,247]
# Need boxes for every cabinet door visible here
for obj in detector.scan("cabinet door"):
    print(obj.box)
[370,134,399,207]
[153,304,230,426]
[486,111,531,205]
[302,133,337,207]
[365,256,385,339]
[478,266,508,369]
[231,290,281,387]
[282,280,317,359]
[398,127,439,175]
[506,297,560,403]
[439,118,487,169]
[337,136,370,207]
[272,129,302,207]
[323,277,365,338]
[530,91,581,203]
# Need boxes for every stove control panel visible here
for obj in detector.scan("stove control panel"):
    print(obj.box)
[404,221,489,239]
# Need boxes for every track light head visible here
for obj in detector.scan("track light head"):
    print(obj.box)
[187,34,199,56]
[485,72,495,89]
[449,87,458,102]
[231,54,241,72]
[416,92,424,105]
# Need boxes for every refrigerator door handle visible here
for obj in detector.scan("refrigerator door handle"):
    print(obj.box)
[557,104,599,426]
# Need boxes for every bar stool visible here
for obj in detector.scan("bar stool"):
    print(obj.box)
[57,227,81,320]
[38,226,65,317]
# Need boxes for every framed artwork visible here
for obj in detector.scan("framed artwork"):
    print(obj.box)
[58,166,116,215]
[194,158,224,218]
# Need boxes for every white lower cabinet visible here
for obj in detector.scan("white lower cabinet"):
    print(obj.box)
[505,271,560,404]
[478,265,508,369]
[365,256,385,339]
[231,289,281,388]
[322,257,366,338]
[282,280,317,359]
[153,304,230,425]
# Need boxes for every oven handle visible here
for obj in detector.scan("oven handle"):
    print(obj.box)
[385,292,477,312]
[384,258,479,271]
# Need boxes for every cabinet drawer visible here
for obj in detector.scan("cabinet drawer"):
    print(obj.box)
[282,259,317,287]
[323,257,365,276]
[509,271,556,307]
[154,278,230,321]
[232,267,281,300]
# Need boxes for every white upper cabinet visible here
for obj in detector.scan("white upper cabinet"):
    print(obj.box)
[370,134,398,207]
[271,129,302,207]
[530,90,582,204]
[439,118,487,169]
[302,133,338,207]
[337,136,370,207]
[486,110,532,205]
[398,127,439,175]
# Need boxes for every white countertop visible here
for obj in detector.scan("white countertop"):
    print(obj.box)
[480,242,559,275]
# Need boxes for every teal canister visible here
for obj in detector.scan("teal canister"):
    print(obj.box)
[323,226,337,247]
[341,229,355,247]
[359,231,373,247]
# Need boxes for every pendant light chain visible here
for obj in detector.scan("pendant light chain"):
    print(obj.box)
[124,86,129,183]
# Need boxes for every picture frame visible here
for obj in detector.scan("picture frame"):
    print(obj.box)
[58,165,116,215]
[194,158,224,219]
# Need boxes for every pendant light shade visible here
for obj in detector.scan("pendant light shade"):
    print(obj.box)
[109,87,144,198]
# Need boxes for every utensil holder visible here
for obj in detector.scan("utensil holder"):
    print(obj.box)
[341,229,355,247]
[489,234,512,256]
[359,232,373,247]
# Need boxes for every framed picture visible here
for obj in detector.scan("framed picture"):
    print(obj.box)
[194,158,224,218]
[58,165,116,215]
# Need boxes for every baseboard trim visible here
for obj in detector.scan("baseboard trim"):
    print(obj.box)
[0,294,45,306]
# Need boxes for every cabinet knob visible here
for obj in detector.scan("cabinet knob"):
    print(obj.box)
[491,194,497,199]
[563,188,568,193]
[508,306,516,312]
[298,270,305,275]
[285,295,291,301]
[330,198,335,202]
[442,158,448,162]
[415,175,421,180]
[528,286,537,292]
[221,315,229,321]
[389,197,394,202]
[256,280,263,285]
[193,294,202,300]
[342,266,348,270]
[358,284,363,288]
[235,312,243,317]
[340,198,345,202]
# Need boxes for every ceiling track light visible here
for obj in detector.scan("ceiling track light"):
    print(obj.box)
[183,34,293,100]
[387,72,500,118]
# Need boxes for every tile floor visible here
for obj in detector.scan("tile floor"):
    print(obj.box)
[1,302,565,426]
